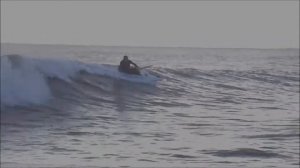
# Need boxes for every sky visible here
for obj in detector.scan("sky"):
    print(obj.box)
[1,1,299,48]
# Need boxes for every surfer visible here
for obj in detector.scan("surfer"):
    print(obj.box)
[118,55,140,75]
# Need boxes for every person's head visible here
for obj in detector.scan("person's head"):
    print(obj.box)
[123,55,128,60]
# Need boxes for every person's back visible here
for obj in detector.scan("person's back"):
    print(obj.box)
[119,59,131,72]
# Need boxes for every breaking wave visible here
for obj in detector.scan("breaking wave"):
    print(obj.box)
[1,54,160,106]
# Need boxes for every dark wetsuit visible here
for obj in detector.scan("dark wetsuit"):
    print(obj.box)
[119,59,140,75]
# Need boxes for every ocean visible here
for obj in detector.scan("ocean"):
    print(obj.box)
[1,43,299,168]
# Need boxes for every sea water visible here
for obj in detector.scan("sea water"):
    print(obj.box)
[1,43,299,168]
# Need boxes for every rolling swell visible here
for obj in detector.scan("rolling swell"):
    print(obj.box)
[156,66,299,108]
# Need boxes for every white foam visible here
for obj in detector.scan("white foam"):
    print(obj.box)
[1,55,52,106]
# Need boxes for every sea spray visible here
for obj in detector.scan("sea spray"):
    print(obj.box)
[1,55,52,106]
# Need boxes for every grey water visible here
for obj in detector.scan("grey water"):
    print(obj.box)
[1,43,299,168]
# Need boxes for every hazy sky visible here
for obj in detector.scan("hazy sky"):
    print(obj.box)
[1,1,299,48]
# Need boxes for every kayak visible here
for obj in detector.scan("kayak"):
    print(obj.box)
[118,67,141,75]
[89,64,160,84]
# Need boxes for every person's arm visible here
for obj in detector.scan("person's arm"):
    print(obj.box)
[130,61,139,68]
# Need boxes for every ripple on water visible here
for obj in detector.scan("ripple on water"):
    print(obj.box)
[138,159,157,162]
[242,133,300,141]
[202,148,287,158]
[170,154,199,159]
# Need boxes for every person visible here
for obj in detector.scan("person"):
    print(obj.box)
[118,55,140,75]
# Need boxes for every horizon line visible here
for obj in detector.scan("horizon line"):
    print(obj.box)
[1,42,299,50]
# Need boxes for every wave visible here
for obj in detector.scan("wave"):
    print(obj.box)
[1,54,160,106]
[1,53,298,107]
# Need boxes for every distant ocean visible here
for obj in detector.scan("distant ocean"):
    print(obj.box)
[1,43,299,168]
